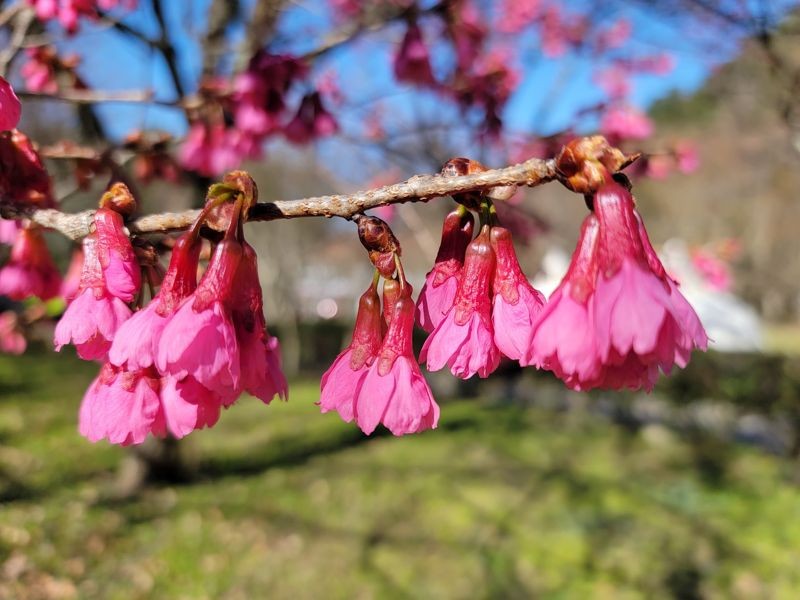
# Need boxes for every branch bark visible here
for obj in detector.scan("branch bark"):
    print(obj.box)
[0,156,559,240]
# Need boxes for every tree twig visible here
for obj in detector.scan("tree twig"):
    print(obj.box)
[0,156,559,240]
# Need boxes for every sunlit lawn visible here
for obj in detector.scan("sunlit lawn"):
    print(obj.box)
[2,349,800,599]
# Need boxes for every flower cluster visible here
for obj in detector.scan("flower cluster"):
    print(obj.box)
[524,179,708,391]
[52,177,288,445]
[27,0,137,34]
[320,277,439,436]
[419,217,546,379]
[180,53,337,177]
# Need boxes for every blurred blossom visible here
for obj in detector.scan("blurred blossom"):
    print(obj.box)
[600,105,654,141]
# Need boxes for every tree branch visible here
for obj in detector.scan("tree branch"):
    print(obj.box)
[1,156,559,240]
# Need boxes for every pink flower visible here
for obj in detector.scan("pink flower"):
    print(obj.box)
[94,207,140,302]
[79,363,166,446]
[490,226,545,361]
[27,0,137,34]
[355,292,439,436]
[284,92,338,144]
[600,105,653,142]
[21,48,58,93]
[157,239,242,399]
[675,141,700,174]
[416,209,474,332]
[0,226,61,301]
[230,241,288,404]
[159,375,222,438]
[54,234,132,360]
[0,76,21,131]
[109,232,201,371]
[593,65,630,100]
[525,181,708,391]
[0,130,54,208]
[394,21,436,87]
[420,226,501,379]
[0,311,26,355]
[180,121,242,177]
[320,281,383,422]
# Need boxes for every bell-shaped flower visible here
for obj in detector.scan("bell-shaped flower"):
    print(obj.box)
[109,232,201,371]
[490,226,545,361]
[230,241,288,404]
[319,281,382,422]
[420,226,501,379]
[393,22,436,87]
[0,226,61,301]
[157,238,242,399]
[416,209,474,332]
[54,234,133,360]
[79,363,166,446]
[525,181,707,391]
[355,291,439,436]
[284,92,338,144]
[94,207,141,302]
[0,76,21,131]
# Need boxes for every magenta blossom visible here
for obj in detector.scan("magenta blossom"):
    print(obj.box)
[0,218,20,245]
[0,77,21,131]
[490,226,545,361]
[159,375,223,438]
[180,121,242,177]
[320,281,383,422]
[525,181,708,391]
[231,241,288,404]
[27,0,137,34]
[420,226,501,379]
[600,105,654,142]
[54,234,133,360]
[284,92,338,144]
[110,232,201,371]
[94,207,140,302]
[0,226,62,301]
[157,239,242,399]
[416,209,474,332]
[79,363,165,446]
[355,292,439,436]
[394,21,437,87]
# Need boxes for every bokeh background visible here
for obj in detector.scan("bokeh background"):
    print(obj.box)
[2,1,800,598]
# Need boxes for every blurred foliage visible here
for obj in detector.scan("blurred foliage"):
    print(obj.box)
[1,349,800,598]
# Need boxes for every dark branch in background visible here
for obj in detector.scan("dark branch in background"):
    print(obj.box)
[202,0,240,76]
[1,157,559,240]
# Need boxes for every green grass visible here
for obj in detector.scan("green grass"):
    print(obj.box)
[2,350,800,599]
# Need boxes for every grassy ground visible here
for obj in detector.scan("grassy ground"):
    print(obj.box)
[1,350,800,599]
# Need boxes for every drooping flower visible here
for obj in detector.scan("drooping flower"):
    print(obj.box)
[525,181,708,391]
[0,218,20,245]
[393,21,437,87]
[490,226,545,361]
[109,232,201,371]
[0,130,53,208]
[416,209,474,332]
[0,77,21,131]
[319,280,382,422]
[79,363,165,446]
[157,238,242,399]
[0,226,61,301]
[284,92,338,144]
[180,121,242,177]
[94,207,140,302]
[355,291,439,436]
[230,241,288,404]
[54,234,133,360]
[420,226,501,379]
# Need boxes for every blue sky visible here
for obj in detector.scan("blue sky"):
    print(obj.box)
[48,1,799,152]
